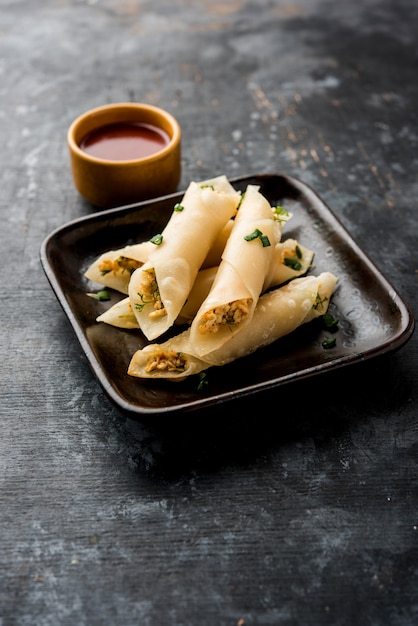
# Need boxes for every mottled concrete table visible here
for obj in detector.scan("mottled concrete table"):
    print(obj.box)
[1,1,417,625]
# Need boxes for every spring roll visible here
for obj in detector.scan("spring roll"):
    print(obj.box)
[97,266,218,329]
[84,176,237,295]
[84,220,234,298]
[183,239,314,323]
[128,272,338,379]
[201,219,233,269]
[84,241,155,294]
[96,296,138,329]
[96,238,314,330]
[128,175,241,340]
[265,238,314,289]
[188,184,284,357]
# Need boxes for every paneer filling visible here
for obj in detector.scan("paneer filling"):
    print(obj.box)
[139,268,166,318]
[146,349,187,373]
[99,255,142,276]
[198,298,252,334]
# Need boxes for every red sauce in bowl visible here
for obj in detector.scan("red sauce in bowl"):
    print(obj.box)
[80,122,170,161]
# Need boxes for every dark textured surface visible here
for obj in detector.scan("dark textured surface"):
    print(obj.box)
[1,1,417,625]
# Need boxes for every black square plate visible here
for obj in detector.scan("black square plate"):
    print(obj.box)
[40,174,414,417]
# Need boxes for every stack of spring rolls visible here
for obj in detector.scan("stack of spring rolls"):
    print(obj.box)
[84,175,338,380]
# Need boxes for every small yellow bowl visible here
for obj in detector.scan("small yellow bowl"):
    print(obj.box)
[67,102,181,209]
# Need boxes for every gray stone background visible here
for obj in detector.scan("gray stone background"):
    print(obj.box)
[1,1,417,625]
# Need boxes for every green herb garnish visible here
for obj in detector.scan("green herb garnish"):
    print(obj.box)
[273,205,291,222]
[322,312,339,331]
[244,228,271,247]
[313,293,329,310]
[150,234,163,245]
[133,293,152,312]
[196,372,209,391]
[322,337,336,349]
[284,257,303,271]
[174,203,184,212]
[87,290,111,301]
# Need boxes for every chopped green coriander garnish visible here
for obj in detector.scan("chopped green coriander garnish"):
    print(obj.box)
[244,229,261,242]
[244,228,271,247]
[322,312,339,331]
[273,205,290,222]
[174,203,184,212]
[322,337,336,349]
[133,292,152,312]
[87,290,111,301]
[196,372,209,391]
[313,293,329,310]
[284,257,303,271]
[150,234,163,245]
